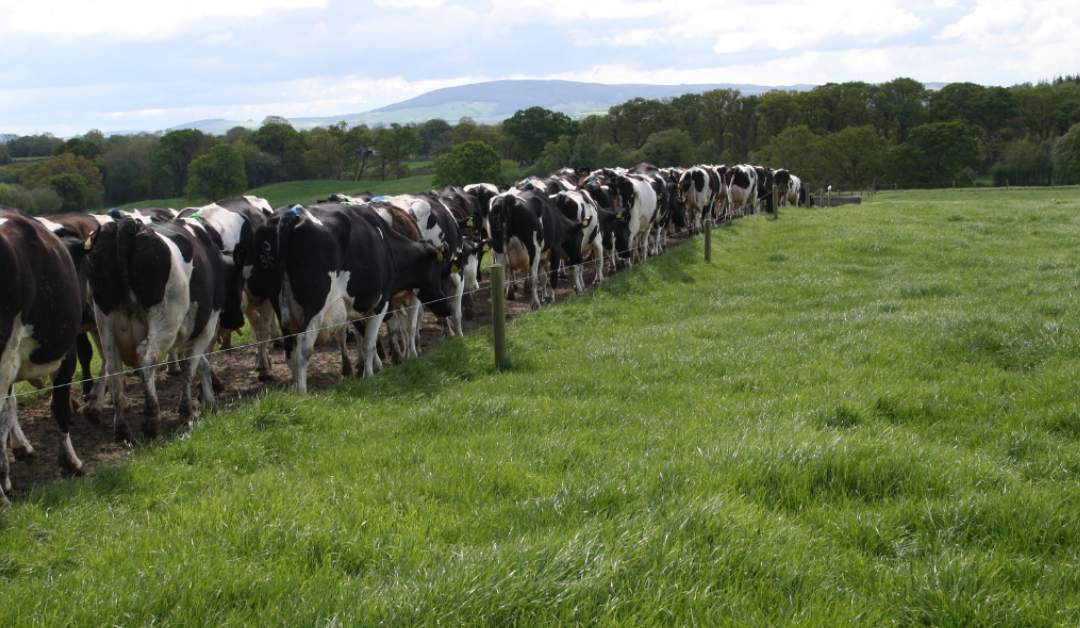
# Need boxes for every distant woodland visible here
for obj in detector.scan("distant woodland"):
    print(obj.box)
[4,76,1080,214]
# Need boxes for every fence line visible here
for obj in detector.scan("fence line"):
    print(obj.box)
[4,221,716,404]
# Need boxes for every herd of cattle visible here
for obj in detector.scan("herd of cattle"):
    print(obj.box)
[0,161,810,501]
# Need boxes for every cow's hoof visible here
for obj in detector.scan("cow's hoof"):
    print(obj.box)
[59,459,85,478]
[114,425,133,443]
[142,419,159,439]
[257,372,275,382]
[211,373,225,393]
[531,302,541,310]
[341,363,353,378]
[83,405,102,425]
[11,446,36,462]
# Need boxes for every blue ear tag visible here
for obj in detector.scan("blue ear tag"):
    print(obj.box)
[288,205,302,216]
[372,196,388,202]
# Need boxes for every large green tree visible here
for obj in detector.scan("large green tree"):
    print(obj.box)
[503,107,578,165]
[872,77,928,143]
[1052,122,1080,184]
[150,129,215,197]
[432,141,506,187]
[895,121,981,187]
[184,144,247,203]
[642,129,696,168]
[815,125,889,189]
[373,123,421,181]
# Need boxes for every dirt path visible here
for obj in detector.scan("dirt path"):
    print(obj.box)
[7,232,693,499]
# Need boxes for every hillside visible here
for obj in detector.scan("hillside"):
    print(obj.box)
[167,79,816,134]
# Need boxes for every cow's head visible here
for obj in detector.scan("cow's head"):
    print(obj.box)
[614,177,636,222]
[451,238,491,291]
[487,194,515,255]
[417,244,454,318]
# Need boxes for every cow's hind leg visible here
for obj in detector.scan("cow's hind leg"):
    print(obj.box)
[0,393,15,502]
[51,349,84,478]
[362,303,390,377]
[338,326,353,378]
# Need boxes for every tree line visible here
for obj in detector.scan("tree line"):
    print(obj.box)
[4,75,1080,215]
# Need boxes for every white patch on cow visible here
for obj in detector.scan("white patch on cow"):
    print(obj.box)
[191,203,247,252]
[0,218,7,227]
[36,217,63,232]
[243,195,274,214]
[304,209,324,227]
[92,214,112,225]
[373,206,392,225]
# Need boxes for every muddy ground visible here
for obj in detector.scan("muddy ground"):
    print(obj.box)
[7,231,693,499]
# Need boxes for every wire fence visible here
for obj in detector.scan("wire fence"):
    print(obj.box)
[2,212,743,406]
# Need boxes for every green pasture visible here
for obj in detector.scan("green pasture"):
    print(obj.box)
[7,186,1080,625]
[112,174,435,211]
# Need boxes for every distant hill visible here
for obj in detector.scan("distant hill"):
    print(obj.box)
[166,79,816,135]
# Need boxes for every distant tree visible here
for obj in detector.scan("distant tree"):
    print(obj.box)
[752,125,821,181]
[24,153,104,204]
[503,106,578,164]
[233,141,279,189]
[262,115,290,126]
[341,125,375,181]
[608,98,673,149]
[1053,122,1080,184]
[149,129,216,197]
[570,134,598,171]
[373,123,421,180]
[701,88,740,159]
[103,136,156,203]
[250,123,298,161]
[815,125,888,189]
[432,141,506,187]
[417,119,452,157]
[40,173,91,212]
[596,143,625,168]
[224,126,252,144]
[873,77,928,143]
[756,90,801,138]
[184,144,247,203]
[724,95,763,163]
[666,93,704,137]
[895,121,981,187]
[0,182,62,214]
[303,127,347,179]
[641,129,696,168]
[0,144,10,166]
[83,129,105,148]
[534,135,574,175]
[53,138,102,160]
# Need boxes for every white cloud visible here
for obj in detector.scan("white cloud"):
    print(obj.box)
[373,0,447,8]
[5,0,327,40]
[577,29,664,47]
[488,0,666,21]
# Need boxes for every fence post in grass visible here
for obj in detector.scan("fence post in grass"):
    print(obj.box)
[490,264,509,370]
[704,218,713,263]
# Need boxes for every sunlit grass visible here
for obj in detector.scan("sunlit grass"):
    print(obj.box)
[6,187,1080,625]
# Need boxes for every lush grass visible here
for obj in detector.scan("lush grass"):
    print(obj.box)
[7,187,1080,625]
[112,174,435,211]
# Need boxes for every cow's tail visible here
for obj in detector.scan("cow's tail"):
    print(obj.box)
[277,205,304,275]
[116,216,141,300]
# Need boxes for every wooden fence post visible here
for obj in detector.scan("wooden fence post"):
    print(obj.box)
[704,219,712,263]
[490,264,509,370]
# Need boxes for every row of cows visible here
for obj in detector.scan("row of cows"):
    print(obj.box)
[0,161,810,502]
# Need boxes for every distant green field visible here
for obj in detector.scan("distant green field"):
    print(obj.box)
[113,174,436,211]
[8,186,1080,625]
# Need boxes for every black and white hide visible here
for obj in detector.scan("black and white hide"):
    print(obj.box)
[726,165,758,218]
[0,208,87,501]
[489,189,585,309]
[551,190,604,292]
[86,216,246,440]
[254,203,453,393]
[179,196,276,380]
[613,173,663,264]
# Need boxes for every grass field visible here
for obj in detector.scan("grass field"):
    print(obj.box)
[7,186,1080,625]
[112,174,435,211]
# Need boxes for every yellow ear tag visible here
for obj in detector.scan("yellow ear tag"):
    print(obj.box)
[582,219,589,227]
[436,248,445,261]
[482,243,490,252]
[84,237,93,251]
[467,219,474,227]
[451,264,460,274]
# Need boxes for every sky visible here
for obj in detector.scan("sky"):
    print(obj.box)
[1,0,1077,136]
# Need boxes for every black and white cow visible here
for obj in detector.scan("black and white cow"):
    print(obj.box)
[1,207,88,500]
[726,165,758,218]
[614,173,663,264]
[551,190,605,292]
[86,215,246,440]
[678,166,721,232]
[250,203,453,392]
[489,189,585,309]
[754,166,776,215]
[178,196,276,380]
